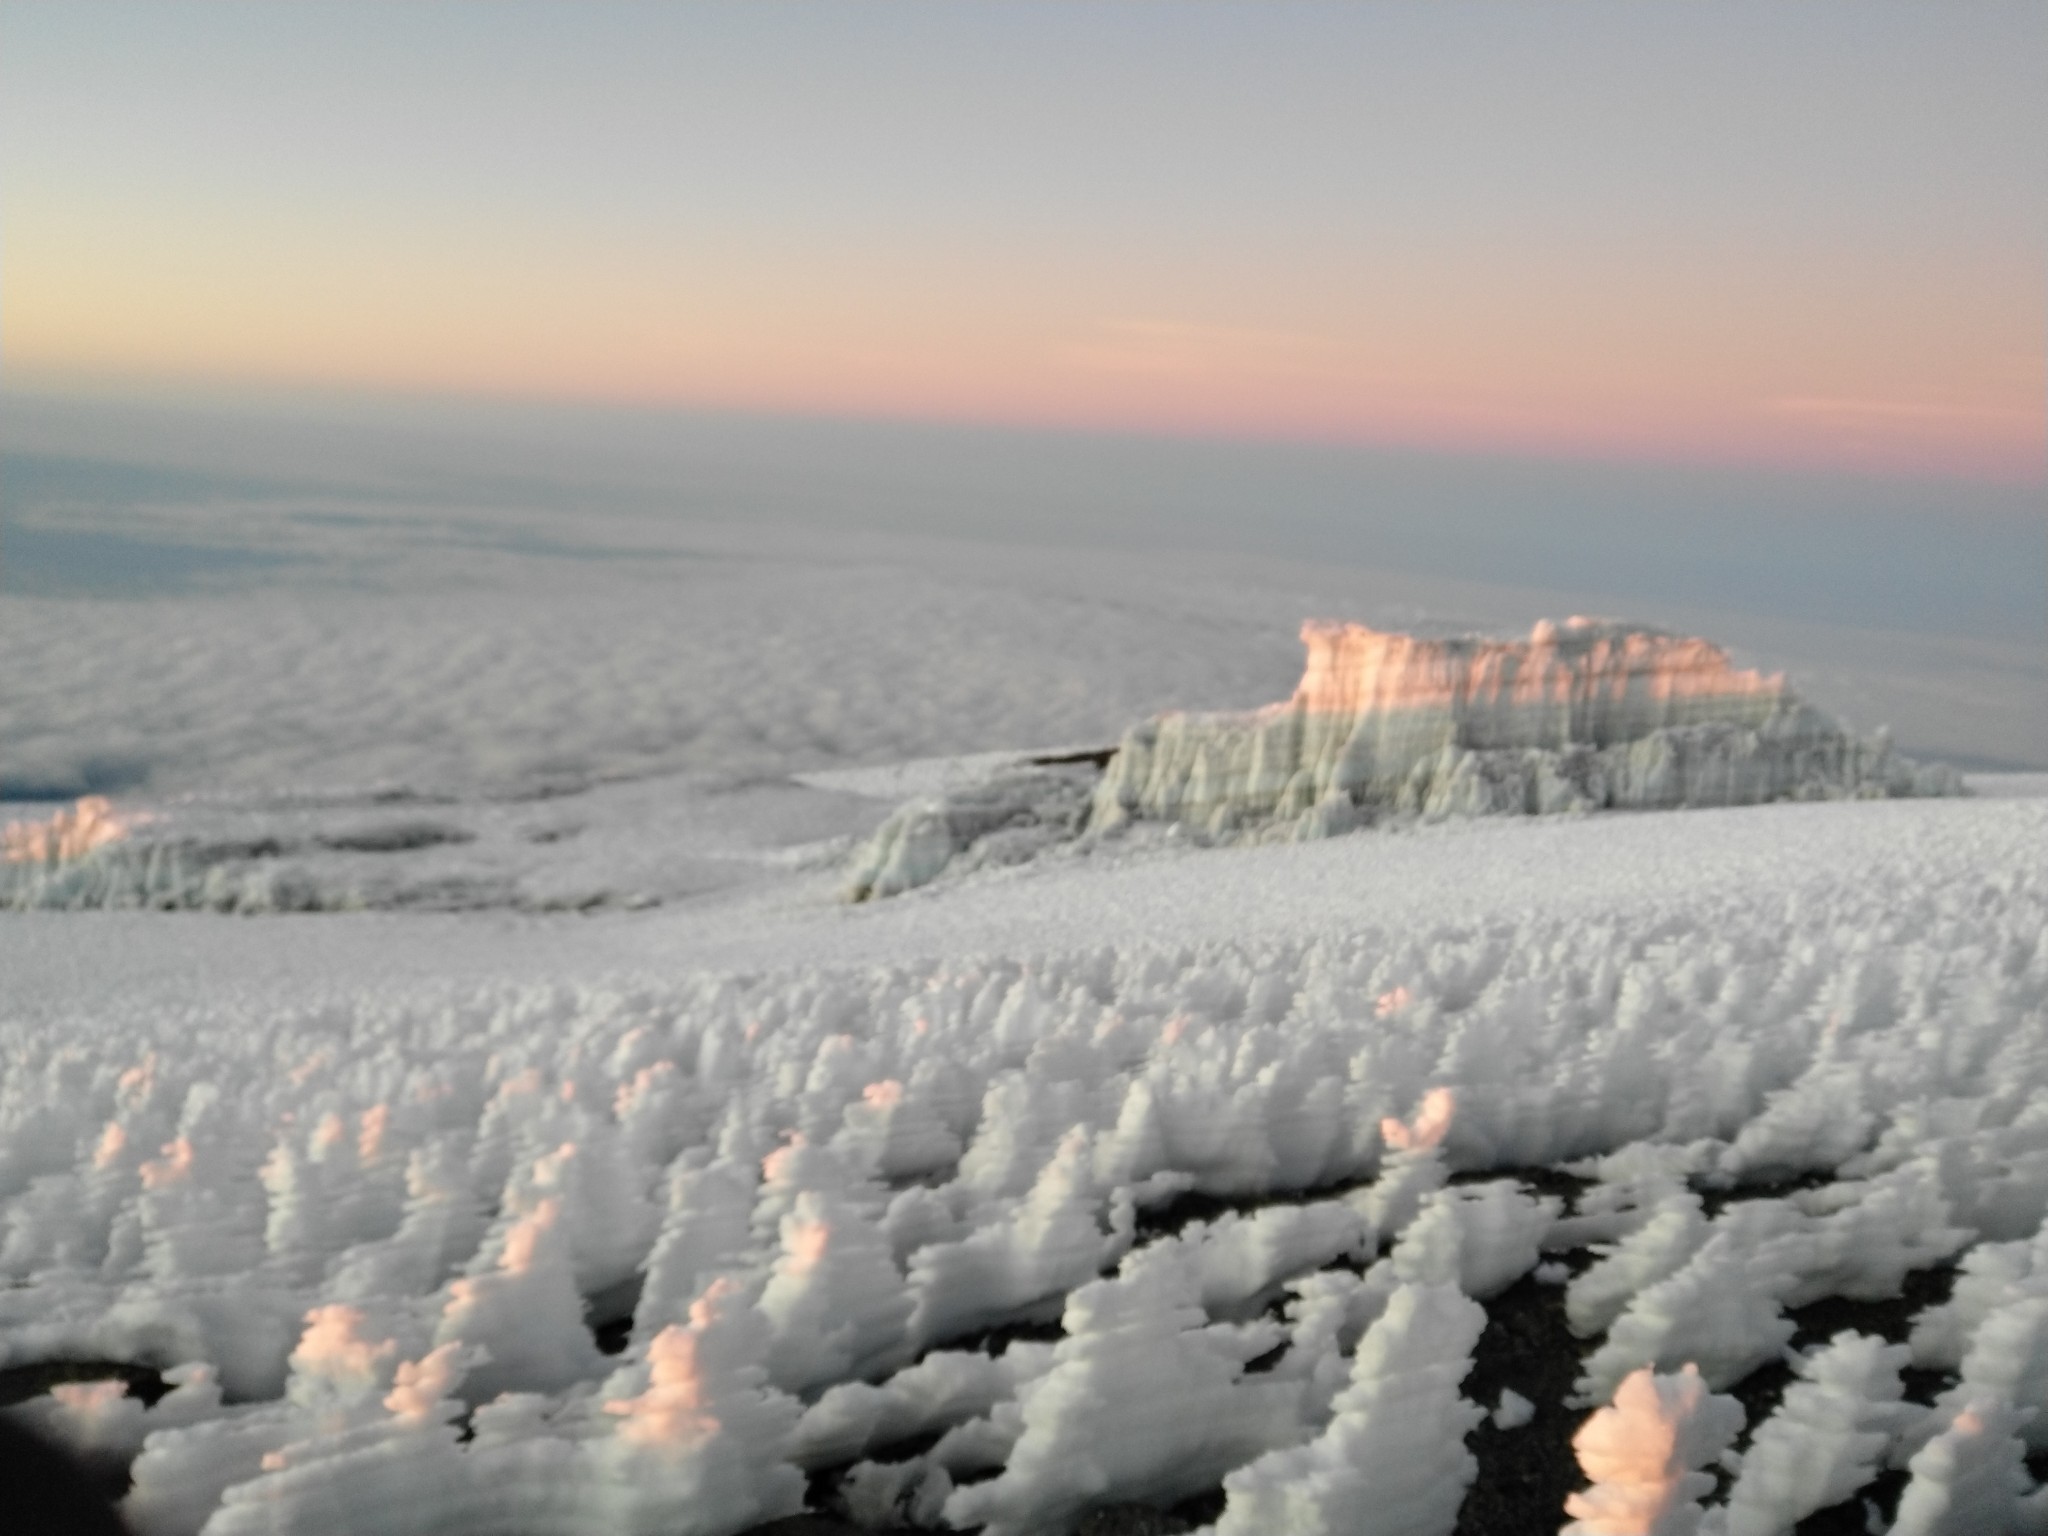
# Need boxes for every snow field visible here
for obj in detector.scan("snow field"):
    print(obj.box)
[2,819,2045,1533]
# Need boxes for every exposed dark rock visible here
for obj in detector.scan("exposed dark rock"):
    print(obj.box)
[316,821,474,853]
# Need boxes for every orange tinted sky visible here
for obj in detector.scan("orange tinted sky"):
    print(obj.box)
[4,3,2042,482]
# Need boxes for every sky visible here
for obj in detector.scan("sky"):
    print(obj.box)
[3,1,2043,483]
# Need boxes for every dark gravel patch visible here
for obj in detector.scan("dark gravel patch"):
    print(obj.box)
[316,821,474,853]
[1454,1269,1591,1536]
[932,1315,1065,1361]
[584,1273,644,1356]
[1697,1169,1840,1217]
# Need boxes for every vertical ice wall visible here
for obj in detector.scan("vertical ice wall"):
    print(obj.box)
[1092,617,1956,838]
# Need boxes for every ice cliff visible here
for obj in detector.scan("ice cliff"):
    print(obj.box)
[1094,617,1957,838]
[848,617,1959,897]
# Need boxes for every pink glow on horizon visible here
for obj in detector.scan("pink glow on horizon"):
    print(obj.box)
[33,351,2036,486]
[5,6,2039,489]
[9,236,2039,484]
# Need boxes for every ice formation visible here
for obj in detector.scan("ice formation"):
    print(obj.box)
[844,617,1961,898]
[1889,1401,2039,1536]
[1574,1215,1800,1400]
[1926,1295,2048,1453]
[1205,1280,1488,1536]
[1563,1162,1969,1406]
[1492,1387,1535,1430]
[1714,1332,1918,1536]
[0,790,2042,1532]
[1094,618,1958,841]
[1910,1219,2048,1372]
[2,794,141,864]
[941,1242,1301,1535]
[1389,1179,1559,1300]
[8,1363,227,1484]
[1563,1364,1744,1536]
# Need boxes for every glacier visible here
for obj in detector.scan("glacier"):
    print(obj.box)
[1094,617,1959,835]
[848,617,1960,902]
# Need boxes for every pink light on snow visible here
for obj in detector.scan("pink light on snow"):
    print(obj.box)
[115,1055,157,1105]
[604,1277,759,1451]
[1382,1087,1455,1152]
[311,1112,349,1159]
[499,1197,561,1275]
[1287,620,1784,723]
[1564,1363,1743,1535]
[91,1122,126,1170]
[2,795,146,864]
[50,1379,130,1416]
[762,1136,803,1183]
[357,1104,390,1164]
[383,1342,471,1423]
[784,1215,833,1275]
[289,1305,398,1394]
[139,1136,195,1190]
[605,1324,722,1449]
[862,1080,906,1111]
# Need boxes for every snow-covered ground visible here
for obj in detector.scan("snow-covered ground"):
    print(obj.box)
[5,501,2047,1535]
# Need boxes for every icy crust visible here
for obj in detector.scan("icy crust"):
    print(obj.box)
[0,776,824,916]
[843,763,1098,903]
[1094,618,1959,841]
[1,855,2044,1532]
